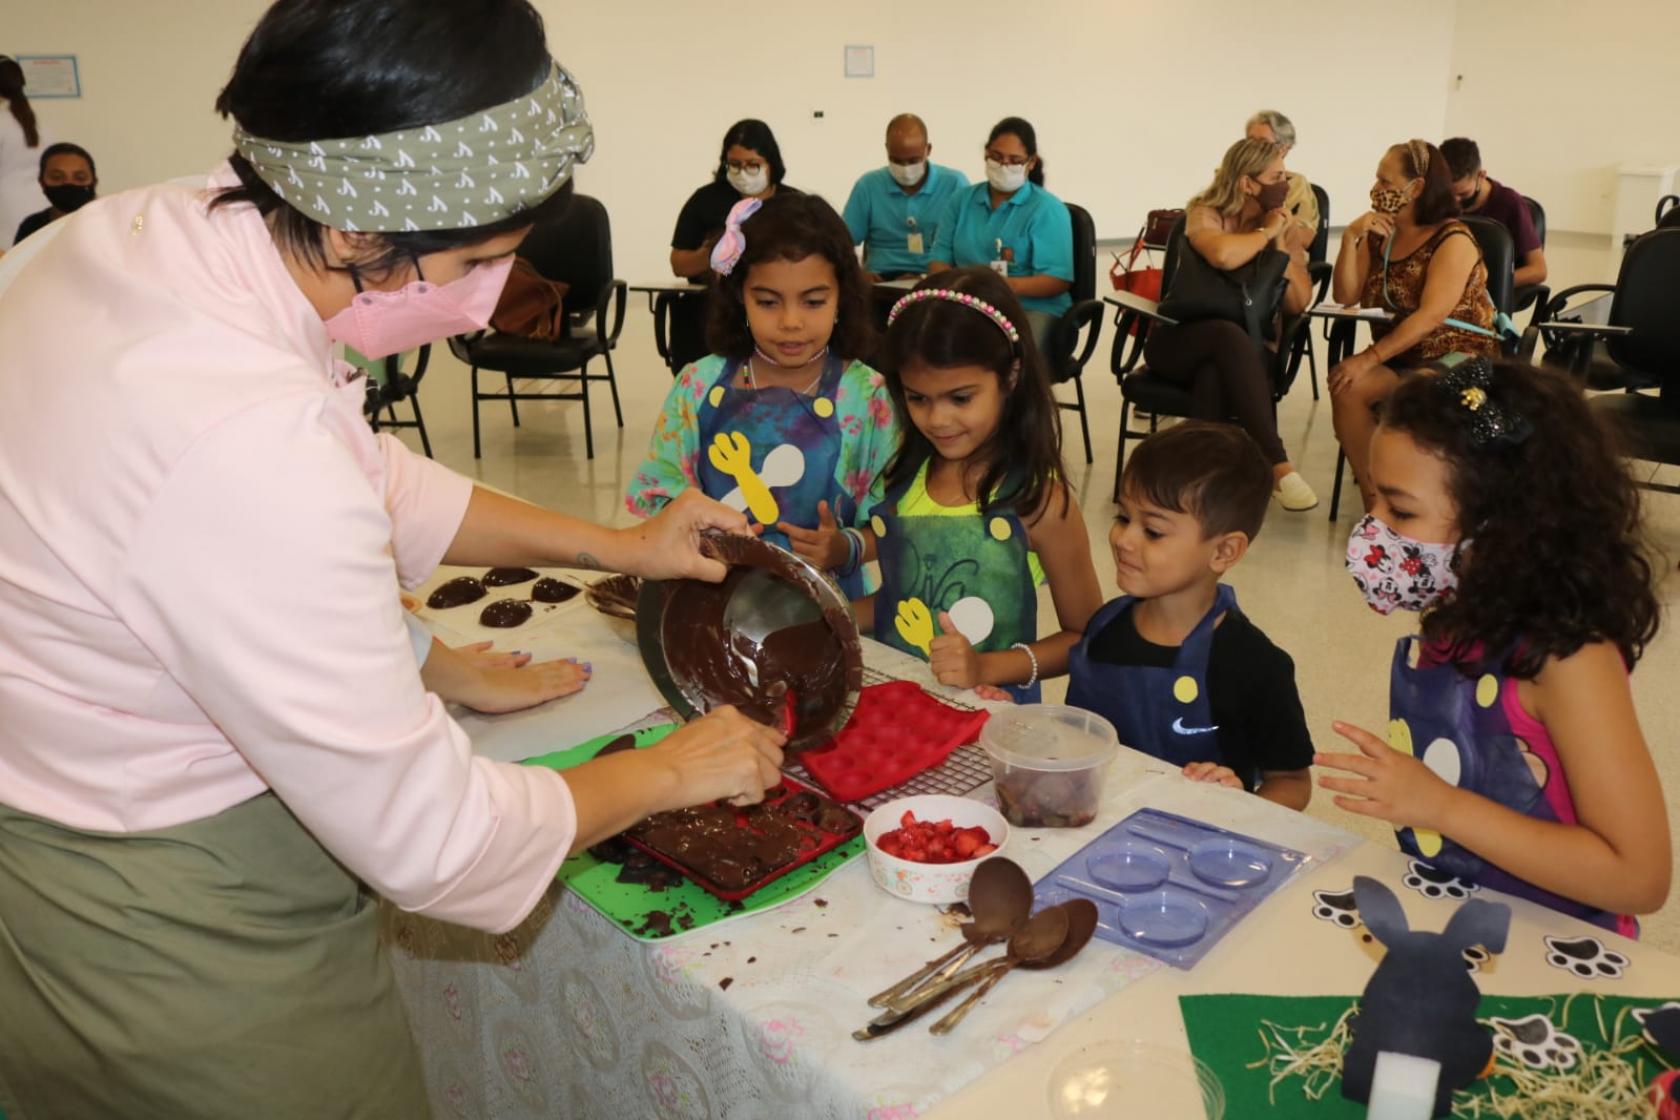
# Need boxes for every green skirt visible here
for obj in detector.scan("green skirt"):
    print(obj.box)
[0,792,429,1119]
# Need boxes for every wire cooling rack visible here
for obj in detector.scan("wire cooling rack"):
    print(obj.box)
[782,667,995,811]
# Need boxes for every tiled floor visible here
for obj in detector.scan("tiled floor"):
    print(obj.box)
[386,231,1680,951]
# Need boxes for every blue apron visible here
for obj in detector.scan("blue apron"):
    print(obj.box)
[694,353,865,599]
[1066,584,1236,776]
[1388,637,1622,933]
[870,465,1041,703]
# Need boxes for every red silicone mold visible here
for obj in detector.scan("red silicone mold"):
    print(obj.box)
[798,681,990,802]
[622,775,863,902]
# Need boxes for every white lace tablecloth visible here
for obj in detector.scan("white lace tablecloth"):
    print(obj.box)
[381,641,1357,1119]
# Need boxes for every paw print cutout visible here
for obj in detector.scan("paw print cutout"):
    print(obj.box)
[1543,935,1629,980]
[1462,944,1491,973]
[1631,1002,1680,1053]
[1311,887,1361,930]
[1489,1014,1581,1070]
[1401,860,1480,901]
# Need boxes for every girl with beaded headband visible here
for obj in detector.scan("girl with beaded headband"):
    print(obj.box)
[857,266,1102,702]
[1319,358,1668,934]
[626,190,898,598]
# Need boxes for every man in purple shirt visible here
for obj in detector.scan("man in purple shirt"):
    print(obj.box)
[1442,137,1547,289]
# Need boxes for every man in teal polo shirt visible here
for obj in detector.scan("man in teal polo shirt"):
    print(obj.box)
[842,114,968,281]
[928,117,1073,337]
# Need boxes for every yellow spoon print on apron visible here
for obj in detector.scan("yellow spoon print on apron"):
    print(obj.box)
[894,597,935,657]
[708,433,803,526]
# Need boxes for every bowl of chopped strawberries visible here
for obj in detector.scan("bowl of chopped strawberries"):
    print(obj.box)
[862,795,1010,904]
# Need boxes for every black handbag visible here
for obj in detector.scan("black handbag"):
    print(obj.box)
[1157,226,1291,343]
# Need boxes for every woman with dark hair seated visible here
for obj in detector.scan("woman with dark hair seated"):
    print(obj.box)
[1330,139,1499,511]
[0,1,784,1113]
[665,118,799,371]
[928,116,1073,352]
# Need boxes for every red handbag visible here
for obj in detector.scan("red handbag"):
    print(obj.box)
[1108,209,1182,335]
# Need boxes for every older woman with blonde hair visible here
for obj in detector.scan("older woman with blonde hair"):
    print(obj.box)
[1144,137,1317,510]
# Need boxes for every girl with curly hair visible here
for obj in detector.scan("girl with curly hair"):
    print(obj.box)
[626,190,897,597]
[1319,358,1669,934]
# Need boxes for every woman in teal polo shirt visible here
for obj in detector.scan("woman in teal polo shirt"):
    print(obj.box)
[929,116,1074,349]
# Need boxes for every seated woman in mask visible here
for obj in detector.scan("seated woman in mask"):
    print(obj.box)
[14,142,95,244]
[664,119,799,372]
[1143,138,1317,511]
[1329,139,1498,513]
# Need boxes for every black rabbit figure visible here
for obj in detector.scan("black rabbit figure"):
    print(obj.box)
[1341,875,1511,1117]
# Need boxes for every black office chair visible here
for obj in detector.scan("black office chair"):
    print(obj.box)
[1657,195,1680,228]
[362,344,434,457]
[1108,217,1313,501]
[653,288,710,376]
[450,194,628,459]
[1044,202,1103,464]
[1511,195,1550,322]
[1285,182,1332,399]
[1573,229,1680,492]
[1326,217,1520,520]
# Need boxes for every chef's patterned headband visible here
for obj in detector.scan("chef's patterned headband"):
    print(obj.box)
[887,288,1022,349]
[232,62,592,233]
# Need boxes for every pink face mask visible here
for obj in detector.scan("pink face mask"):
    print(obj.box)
[324,255,514,360]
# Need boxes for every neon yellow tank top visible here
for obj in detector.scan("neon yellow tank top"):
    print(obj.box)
[898,462,1046,586]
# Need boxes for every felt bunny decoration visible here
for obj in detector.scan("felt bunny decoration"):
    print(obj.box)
[1341,875,1511,1118]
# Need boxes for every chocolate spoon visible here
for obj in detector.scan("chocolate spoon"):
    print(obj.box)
[853,905,1068,1041]
[867,858,1032,1009]
[928,898,1099,1035]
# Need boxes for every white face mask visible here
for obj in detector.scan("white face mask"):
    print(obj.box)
[888,160,926,188]
[986,159,1028,193]
[727,167,769,197]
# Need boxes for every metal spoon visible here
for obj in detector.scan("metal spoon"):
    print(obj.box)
[867,858,1032,1009]
[853,906,1070,1041]
[928,898,1100,1035]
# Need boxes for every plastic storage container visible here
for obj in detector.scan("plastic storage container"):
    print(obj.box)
[979,705,1119,828]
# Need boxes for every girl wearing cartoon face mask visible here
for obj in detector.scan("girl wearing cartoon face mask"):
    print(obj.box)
[1329,139,1500,512]
[927,116,1075,345]
[1318,358,1669,935]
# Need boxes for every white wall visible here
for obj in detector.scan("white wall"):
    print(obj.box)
[1444,0,1680,236]
[13,0,1459,276]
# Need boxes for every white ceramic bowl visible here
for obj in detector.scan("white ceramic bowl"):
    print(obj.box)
[862,794,1011,905]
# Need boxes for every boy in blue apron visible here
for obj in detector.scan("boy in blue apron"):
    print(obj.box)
[1067,421,1313,808]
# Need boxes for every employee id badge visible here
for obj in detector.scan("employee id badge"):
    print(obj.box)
[989,259,1010,277]
[907,231,924,255]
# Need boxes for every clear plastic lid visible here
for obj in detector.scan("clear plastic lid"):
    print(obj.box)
[979,704,1119,772]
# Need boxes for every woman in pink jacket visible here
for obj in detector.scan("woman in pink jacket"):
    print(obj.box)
[0,2,785,1115]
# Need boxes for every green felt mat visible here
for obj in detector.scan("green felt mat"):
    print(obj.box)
[522,725,864,942]
[1179,992,1677,1117]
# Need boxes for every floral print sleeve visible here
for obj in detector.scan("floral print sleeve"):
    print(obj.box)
[623,357,722,520]
[833,360,900,524]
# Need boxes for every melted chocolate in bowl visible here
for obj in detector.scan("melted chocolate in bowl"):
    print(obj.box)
[660,566,849,737]
[483,567,540,587]
[479,599,534,628]
[426,577,487,610]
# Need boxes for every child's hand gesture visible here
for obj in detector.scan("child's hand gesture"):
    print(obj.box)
[1182,761,1243,789]
[1315,721,1457,830]
[929,611,983,689]
[778,500,845,570]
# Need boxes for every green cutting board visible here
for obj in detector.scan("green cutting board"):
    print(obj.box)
[522,725,865,942]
